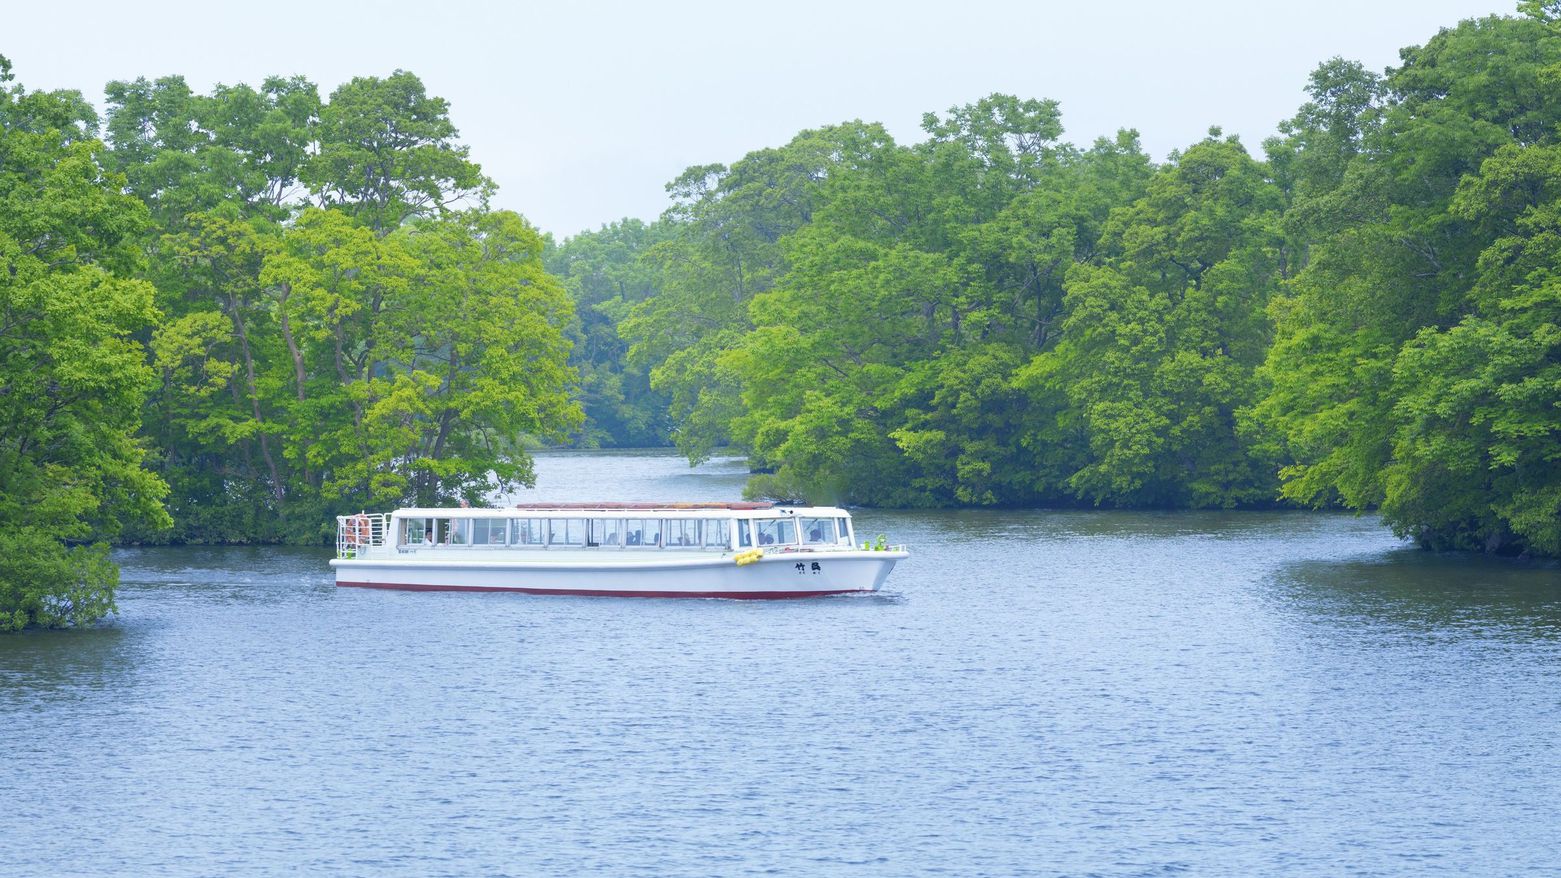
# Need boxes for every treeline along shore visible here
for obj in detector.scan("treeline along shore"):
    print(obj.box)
[554,7,1561,549]
[2,5,1560,628]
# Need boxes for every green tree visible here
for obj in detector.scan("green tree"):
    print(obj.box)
[0,58,169,629]
[104,74,319,230]
[714,99,1155,506]
[1259,11,1561,552]
[1379,140,1561,553]
[103,70,565,543]
[1025,134,1286,507]
[546,219,673,447]
[619,123,886,462]
[304,70,491,235]
[143,212,293,541]
[262,208,580,518]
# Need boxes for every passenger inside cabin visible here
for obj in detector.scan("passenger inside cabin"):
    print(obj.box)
[667,520,695,547]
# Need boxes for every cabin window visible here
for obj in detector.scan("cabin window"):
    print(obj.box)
[404,519,432,545]
[548,518,586,546]
[431,518,466,545]
[737,520,752,548]
[800,517,835,545]
[589,518,622,547]
[624,518,660,547]
[471,518,504,546]
[510,518,544,546]
[664,519,700,548]
[756,519,796,546]
[836,517,851,545]
[704,519,731,549]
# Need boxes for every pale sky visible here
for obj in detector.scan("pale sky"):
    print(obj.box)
[7,0,1511,238]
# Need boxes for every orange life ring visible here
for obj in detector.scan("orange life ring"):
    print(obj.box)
[348,514,371,546]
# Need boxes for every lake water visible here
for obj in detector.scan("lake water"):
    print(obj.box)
[4,451,1560,876]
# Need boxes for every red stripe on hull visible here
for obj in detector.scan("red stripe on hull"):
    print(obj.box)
[336,581,867,599]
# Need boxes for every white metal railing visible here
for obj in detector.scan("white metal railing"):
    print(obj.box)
[336,512,390,559]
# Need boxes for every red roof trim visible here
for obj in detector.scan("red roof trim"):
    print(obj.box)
[508,501,776,511]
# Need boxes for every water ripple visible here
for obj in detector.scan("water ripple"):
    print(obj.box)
[3,452,1560,876]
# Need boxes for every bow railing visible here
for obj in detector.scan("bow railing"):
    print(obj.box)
[336,512,389,559]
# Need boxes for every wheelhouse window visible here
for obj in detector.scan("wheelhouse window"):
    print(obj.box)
[589,518,622,547]
[624,518,660,548]
[737,520,752,548]
[471,518,505,546]
[756,518,796,546]
[548,518,586,546]
[703,519,731,549]
[511,518,544,546]
[836,517,851,545]
[800,517,835,545]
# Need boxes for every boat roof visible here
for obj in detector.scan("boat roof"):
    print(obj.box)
[510,501,775,510]
[389,502,850,518]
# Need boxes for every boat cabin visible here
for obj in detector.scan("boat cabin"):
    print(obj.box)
[361,502,856,554]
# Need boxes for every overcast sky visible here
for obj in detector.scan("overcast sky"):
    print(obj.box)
[8,0,1509,238]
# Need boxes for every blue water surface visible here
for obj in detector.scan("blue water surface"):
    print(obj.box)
[3,451,1560,876]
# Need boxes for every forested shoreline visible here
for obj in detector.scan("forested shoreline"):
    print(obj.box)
[3,5,1560,628]
[556,7,1561,551]
[0,62,580,628]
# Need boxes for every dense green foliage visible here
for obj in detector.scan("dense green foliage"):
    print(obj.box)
[562,104,1283,508]
[3,4,1559,632]
[544,219,672,447]
[1261,8,1561,553]
[555,5,1561,556]
[104,71,579,544]
[1,64,579,627]
[0,57,168,629]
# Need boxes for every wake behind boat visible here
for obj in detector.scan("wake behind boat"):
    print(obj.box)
[329,501,908,598]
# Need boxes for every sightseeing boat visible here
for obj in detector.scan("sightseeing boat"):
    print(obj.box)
[329,502,908,598]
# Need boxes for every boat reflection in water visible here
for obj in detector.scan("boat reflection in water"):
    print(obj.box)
[330,501,908,599]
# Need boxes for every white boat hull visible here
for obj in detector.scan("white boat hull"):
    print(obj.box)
[329,550,906,599]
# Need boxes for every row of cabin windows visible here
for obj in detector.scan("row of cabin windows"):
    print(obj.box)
[404,516,852,549]
[741,517,850,547]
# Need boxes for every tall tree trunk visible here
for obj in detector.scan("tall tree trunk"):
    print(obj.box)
[274,281,314,487]
[227,296,285,503]
[277,282,308,403]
